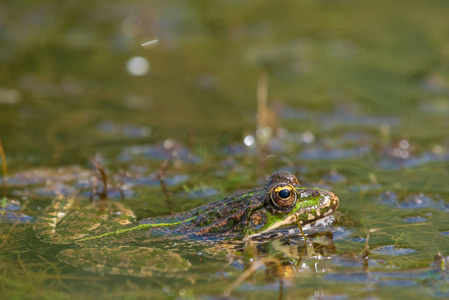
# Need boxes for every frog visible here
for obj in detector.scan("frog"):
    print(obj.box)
[33,170,339,277]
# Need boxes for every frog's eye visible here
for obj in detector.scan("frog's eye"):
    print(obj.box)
[269,184,297,210]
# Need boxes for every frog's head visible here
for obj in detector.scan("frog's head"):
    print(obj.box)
[180,170,338,241]
[242,170,339,240]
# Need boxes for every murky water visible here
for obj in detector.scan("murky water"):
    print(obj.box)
[1,1,449,299]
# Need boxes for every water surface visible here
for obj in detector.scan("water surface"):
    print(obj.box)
[1,1,449,299]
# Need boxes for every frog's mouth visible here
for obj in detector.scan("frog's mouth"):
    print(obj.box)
[246,215,336,242]
[245,191,338,242]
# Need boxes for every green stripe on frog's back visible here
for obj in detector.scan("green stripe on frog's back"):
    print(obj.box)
[78,217,197,242]
[139,189,266,240]
[75,189,264,244]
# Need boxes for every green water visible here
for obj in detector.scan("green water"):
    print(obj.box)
[1,0,449,299]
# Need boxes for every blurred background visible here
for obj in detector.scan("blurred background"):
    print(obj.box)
[1,0,449,168]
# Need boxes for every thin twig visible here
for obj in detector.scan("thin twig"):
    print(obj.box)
[361,229,379,273]
[278,278,284,300]
[17,253,33,279]
[256,69,269,134]
[224,257,282,297]
[37,254,58,272]
[118,170,126,201]
[90,174,97,202]
[92,159,108,200]
[295,215,308,244]
[0,223,17,251]
[256,70,270,176]
[157,159,173,211]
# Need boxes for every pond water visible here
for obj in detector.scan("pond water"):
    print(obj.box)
[1,0,449,299]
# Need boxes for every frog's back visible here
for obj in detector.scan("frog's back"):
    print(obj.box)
[140,188,265,241]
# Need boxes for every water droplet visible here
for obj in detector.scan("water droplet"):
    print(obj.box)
[126,57,149,76]
[302,131,314,143]
[399,150,409,159]
[399,139,409,150]
[163,139,174,149]
[243,135,255,147]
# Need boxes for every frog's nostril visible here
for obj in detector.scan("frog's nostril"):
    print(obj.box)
[331,194,339,209]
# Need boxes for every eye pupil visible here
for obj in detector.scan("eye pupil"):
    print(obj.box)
[269,184,297,211]
[278,189,291,199]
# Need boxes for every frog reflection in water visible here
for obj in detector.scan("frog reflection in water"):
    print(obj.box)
[34,171,339,277]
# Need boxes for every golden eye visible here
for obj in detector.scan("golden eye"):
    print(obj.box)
[269,184,297,210]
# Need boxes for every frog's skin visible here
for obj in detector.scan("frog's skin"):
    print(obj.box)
[33,170,339,277]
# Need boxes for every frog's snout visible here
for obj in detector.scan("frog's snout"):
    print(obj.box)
[320,190,339,215]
